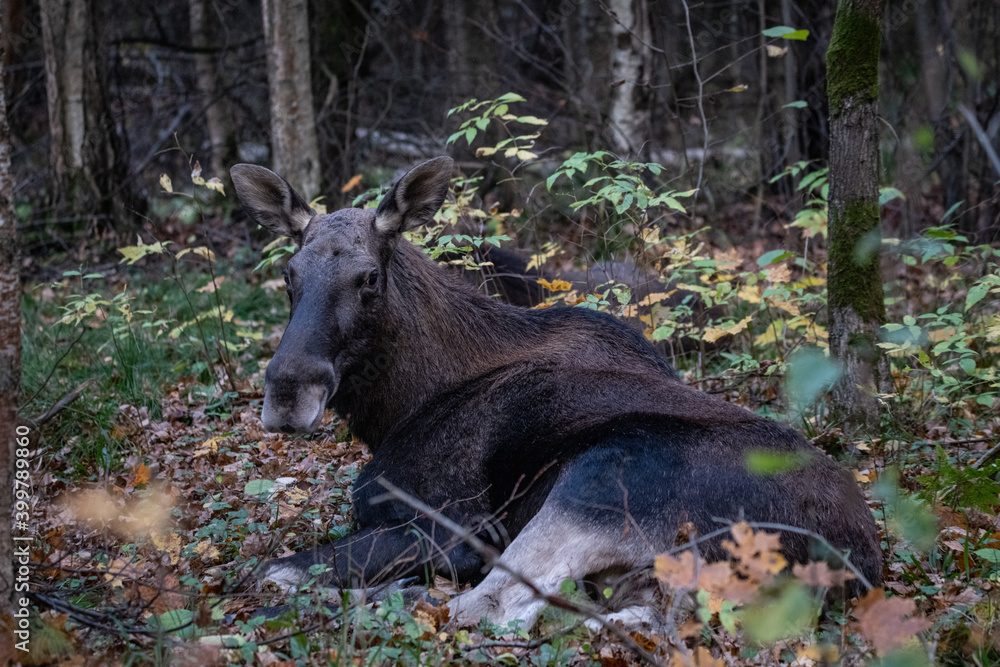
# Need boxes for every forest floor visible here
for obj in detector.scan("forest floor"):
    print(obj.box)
[15,176,1000,666]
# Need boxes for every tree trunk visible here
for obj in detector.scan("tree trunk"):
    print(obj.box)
[442,0,469,105]
[0,17,22,663]
[39,0,135,227]
[826,0,891,433]
[262,0,321,201]
[608,0,651,157]
[190,0,236,180]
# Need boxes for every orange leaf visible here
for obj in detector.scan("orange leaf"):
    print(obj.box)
[537,278,573,292]
[341,174,364,192]
[853,588,931,654]
[792,561,856,588]
[722,522,787,583]
[133,462,151,486]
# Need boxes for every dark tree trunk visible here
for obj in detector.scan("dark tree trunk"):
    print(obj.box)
[39,0,136,229]
[0,15,22,663]
[826,0,891,432]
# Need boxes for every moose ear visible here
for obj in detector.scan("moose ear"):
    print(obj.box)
[374,156,453,235]
[231,164,315,242]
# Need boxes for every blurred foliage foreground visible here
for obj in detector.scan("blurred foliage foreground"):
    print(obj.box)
[16,96,1000,666]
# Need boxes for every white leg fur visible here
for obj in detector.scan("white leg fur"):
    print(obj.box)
[449,507,646,629]
[583,605,657,633]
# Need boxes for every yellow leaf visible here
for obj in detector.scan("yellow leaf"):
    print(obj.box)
[204,177,225,195]
[191,161,202,180]
[194,540,220,562]
[151,532,182,564]
[767,297,801,316]
[765,264,791,283]
[176,246,217,263]
[193,436,221,458]
[310,197,327,215]
[702,328,727,343]
[725,84,749,92]
[341,174,363,193]
[729,315,752,335]
[537,278,572,292]
[476,147,497,157]
[714,248,741,271]
[516,149,538,160]
[738,284,762,303]
[792,276,824,288]
[754,321,784,346]
[639,292,675,306]
[196,277,225,293]
[159,174,173,193]
[766,45,788,57]
[703,316,752,343]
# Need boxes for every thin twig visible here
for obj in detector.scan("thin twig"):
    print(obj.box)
[971,440,1000,470]
[29,379,94,426]
[680,0,709,195]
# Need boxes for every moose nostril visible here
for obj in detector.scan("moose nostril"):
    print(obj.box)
[280,424,296,434]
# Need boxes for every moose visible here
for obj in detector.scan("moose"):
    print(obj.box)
[231,157,882,628]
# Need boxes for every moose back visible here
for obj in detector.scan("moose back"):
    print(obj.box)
[230,157,882,627]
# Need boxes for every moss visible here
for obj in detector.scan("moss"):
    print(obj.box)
[826,3,883,115]
[828,199,886,324]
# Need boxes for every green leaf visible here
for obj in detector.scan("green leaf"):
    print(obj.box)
[762,25,797,37]
[783,100,808,109]
[940,201,964,222]
[965,282,990,311]
[515,115,547,125]
[785,349,842,411]
[746,450,812,475]
[756,249,795,267]
[959,357,976,375]
[495,92,527,103]
[974,548,1000,564]
[879,187,906,206]
[244,479,276,497]
[762,26,809,40]
[739,583,817,644]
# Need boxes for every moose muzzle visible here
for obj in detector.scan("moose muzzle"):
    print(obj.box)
[261,358,338,433]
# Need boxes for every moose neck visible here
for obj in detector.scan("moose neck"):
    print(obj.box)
[334,241,531,449]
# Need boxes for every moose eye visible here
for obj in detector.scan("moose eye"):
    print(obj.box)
[362,270,379,289]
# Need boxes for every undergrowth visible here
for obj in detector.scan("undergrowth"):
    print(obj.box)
[17,94,1000,665]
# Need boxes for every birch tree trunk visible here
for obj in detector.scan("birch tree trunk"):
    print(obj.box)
[608,0,651,156]
[826,0,891,433]
[39,0,134,226]
[0,16,22,661]
[262,0,320,201]
[190,0,236,180]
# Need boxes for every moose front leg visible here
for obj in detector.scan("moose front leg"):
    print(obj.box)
[260,522,485,594]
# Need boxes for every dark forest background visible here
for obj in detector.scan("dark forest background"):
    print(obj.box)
[3,0,999,257]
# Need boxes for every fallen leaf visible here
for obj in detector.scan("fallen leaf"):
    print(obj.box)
[792,561,855,588]
[853,588,931,654]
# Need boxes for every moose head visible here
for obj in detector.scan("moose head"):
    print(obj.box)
[231,157,454,433]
